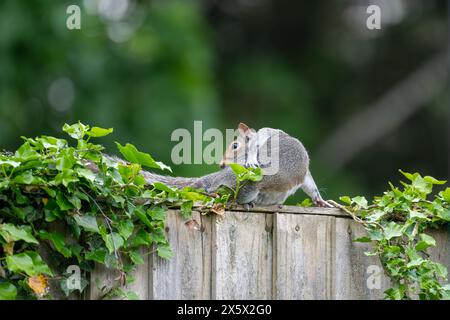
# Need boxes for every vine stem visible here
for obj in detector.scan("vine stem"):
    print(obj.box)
[81,189,120,262]
[327,200,385,231]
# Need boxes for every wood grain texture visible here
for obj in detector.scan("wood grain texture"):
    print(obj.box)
[333,218,391,299]
[86,208,450,300]
[149,210,212,299]
[273,213,335,299]
[211,212,273,299]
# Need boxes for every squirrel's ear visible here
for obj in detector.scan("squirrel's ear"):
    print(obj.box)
[238,122,250,136]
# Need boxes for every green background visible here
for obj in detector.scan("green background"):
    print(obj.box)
[0,0,448,204]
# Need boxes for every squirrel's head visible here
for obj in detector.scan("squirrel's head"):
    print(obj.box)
[220,122,257,168]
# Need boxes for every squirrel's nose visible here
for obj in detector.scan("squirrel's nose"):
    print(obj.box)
[219,160,226,169]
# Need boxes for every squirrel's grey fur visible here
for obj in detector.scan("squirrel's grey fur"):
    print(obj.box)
[108,125,328,207]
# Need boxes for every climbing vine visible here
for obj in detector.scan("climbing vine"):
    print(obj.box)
[334,170,450,300]
[0,122,240,300]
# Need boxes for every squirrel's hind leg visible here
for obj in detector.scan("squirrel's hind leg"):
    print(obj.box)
[301,170,333,208]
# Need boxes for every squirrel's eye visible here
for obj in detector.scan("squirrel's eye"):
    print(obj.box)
[231,142,239,150]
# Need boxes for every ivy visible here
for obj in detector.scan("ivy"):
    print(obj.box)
[335,170,450,300]
[0,122,234,300]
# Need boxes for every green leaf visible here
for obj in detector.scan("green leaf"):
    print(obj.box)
[298,198,313,207]
[149,206,166,221]
[367,229,384,241]
[38,230,72,258]
[406,248,424,268]
[115,142,171,172]
[415,234,436,251]
[424,176,446,185]
[0,160,21,168]
[353,236,371,243]
[73,214,99,233]
[399,170,417,182]
[54,169,78,187]
[56,192,74,211]
[0,223,39,244]
[152,182,176,193]
[441,188,450,202]
[156,243,173,259]
[409,210,428,220]
[352,196,368,209]
[117,220,134,240]
[339,196,352,205]
[134,207,153,229]
[86,126,113,138]
[129,250,144,265]
[75,168,97,182]
[85,248,107,264]
[0,282,17,300]
[103,232,124,253]
[13,170,44,185]
[180,201,192,219]
[63,122,88,140]
[228,163,247,175]
[384,222,403,240]
[6,251,52,276]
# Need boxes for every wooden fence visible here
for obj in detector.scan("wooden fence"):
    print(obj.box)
[87,205,450,300]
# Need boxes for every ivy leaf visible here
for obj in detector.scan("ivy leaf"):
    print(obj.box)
[86,127,113,138]
[0,160,21,168]
[6,251,53,276]
[424,176,446,185]
[298,198,313,207]
[228,163,247,175]
[63,122,88,140]
[103,232,124,254]
[85,248,108,264]
[73,214,99,233]
[38,230,72,258]
[149,206,166,221]
[415,233,436,251]
[129,250,144,265]
[383,222,403,240]
[353,236,371,243]
[0,282,17,300]
[75,168,97,182]
[115,142,172,172]
[352,196,368,209]
[406,248,424,268]
[117,220,134,240]
[339,196,352,205]
[399,170,417,182]
[134,207,153,229]
[0,223,39,244]
[156,243,173,259]
[441,188,450,202]
[152,182,176,194]
[180,201,192,219]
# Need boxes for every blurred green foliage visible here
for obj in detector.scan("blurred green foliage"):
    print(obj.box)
[0,0,448,204]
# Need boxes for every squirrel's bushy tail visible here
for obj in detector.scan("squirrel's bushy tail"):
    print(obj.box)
[91,154,204,190]
[140,171,203,189]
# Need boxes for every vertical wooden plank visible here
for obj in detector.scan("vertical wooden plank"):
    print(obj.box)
[333,218,390,299]
[428,225,450,272]
[149,210,212,299]
[88,246,150,300]
[211,212,273,299]
[273,213,334,299]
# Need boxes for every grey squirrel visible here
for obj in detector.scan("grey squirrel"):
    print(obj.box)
[138,123,331,208]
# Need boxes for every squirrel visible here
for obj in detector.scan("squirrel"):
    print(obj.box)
[137,123,331,208]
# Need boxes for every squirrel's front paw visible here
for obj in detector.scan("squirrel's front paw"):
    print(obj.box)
[243,202,255,211]
[245,160,259,168]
